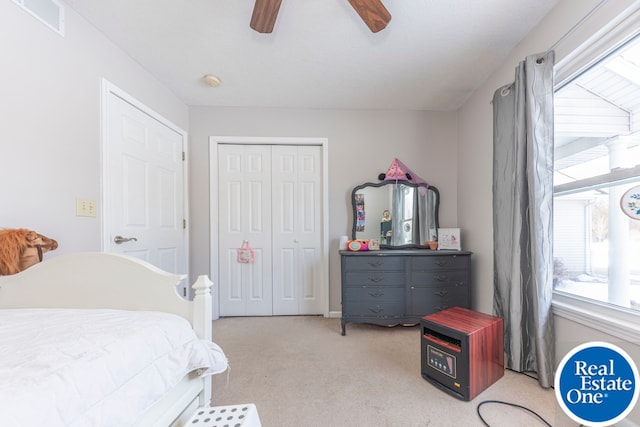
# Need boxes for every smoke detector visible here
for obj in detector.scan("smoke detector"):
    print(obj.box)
[202,74,221,88]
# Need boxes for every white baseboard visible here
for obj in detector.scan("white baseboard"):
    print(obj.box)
[328,311,341,318]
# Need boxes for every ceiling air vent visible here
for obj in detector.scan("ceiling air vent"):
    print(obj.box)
[13,0,64,36]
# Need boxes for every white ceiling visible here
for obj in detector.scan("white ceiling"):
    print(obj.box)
[64,0,558,111]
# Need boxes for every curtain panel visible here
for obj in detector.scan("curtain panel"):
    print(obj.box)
[492,51,555,388]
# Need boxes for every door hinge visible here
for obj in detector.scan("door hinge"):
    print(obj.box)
[182,151,185,161]
[183,219,186,229]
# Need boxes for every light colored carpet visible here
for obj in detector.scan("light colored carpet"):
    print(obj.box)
[210,316,573,427]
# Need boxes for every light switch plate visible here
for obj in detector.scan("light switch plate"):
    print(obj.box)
[76,197,97,217]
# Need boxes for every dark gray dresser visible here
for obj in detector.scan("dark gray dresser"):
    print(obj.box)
[340,249,472,335]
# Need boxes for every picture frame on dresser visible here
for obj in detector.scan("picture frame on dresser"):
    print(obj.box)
[437,228,461,251]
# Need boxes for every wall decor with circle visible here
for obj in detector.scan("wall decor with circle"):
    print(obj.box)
[620,185,640,220]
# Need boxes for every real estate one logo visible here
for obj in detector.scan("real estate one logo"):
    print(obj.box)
[555,341,639,426]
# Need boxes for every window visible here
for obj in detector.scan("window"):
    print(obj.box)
[553,34,640,313]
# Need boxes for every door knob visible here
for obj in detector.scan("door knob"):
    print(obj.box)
[114,235,138,244]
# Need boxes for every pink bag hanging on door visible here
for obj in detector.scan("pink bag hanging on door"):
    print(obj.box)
[237,240,254,263]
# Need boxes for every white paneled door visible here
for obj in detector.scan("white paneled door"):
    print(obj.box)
[218,144,323,316]
[103,89,186,278]
[271,145,323,315]
[218,145,273,316]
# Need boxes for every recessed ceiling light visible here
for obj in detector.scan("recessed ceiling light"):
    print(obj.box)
[203,74,221,88]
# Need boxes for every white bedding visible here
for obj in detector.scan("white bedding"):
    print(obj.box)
[0,308,228,427]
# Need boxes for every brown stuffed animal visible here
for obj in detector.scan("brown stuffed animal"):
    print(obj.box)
[0,228,58,275]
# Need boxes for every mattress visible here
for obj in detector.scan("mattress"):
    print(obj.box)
[0,308,228,427]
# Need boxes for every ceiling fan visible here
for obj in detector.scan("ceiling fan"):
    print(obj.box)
[250,0,391,34]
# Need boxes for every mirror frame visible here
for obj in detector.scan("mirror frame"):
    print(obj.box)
[350,181,439,249]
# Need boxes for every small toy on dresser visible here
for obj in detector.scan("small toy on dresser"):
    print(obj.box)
[0,228,58,275]
[346,239,380,251]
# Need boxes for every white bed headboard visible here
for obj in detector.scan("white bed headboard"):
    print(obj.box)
[0,252,211,336]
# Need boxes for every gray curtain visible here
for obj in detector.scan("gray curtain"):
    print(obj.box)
[492,51,555,388]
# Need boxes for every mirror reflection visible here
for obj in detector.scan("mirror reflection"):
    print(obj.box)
[351,181,439,248]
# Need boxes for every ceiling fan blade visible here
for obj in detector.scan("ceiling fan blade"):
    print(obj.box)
[347,0,391,33]
[250,0,282,34]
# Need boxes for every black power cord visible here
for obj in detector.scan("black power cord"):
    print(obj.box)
[476,369,553,426]
[476,399,553,426]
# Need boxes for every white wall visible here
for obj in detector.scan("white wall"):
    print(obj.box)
[1,1,188,254]
[188,107,458,311]
[457,0,640,423]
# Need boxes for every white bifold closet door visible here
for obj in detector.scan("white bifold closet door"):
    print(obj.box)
[218,144,323,316]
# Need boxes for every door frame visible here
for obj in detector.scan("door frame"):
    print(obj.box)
[209,136,329,319]
[100,79,190,286]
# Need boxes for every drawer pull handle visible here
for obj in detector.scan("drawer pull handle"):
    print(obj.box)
[369,291,384,298]
[435,275,448,282]
[368,275,384,283]
[435,289,449,297]
[367,261,384,267]
[435,260,448,267]
[369,306,384,313]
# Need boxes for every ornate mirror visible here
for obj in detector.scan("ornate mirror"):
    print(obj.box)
[351,181,439,249]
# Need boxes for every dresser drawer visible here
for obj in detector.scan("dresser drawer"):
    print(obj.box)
[408,284,469,316]
[343,256,404,271]
[344,271,405,288]
[344,286,405,303]
[411,255,469,271]
[343,299,405,318]
[411,270,469,287]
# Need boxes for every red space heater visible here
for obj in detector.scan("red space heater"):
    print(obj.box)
[421,307,504,401]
